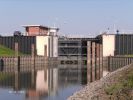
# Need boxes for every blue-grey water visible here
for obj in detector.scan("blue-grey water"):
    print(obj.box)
[0,65,87,100]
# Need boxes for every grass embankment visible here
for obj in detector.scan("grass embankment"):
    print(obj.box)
[104,66,133,99]
[0,45,24,56]
[124,55,133,57]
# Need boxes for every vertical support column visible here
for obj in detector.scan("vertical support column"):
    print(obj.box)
[96,43,100,80]
[14,72,19,91]
[92,42,96,82]
[87,41,91,83]
[99,44,103,78]
[31,44,35,70]
[15,42,19,57]
[14,42,20,72]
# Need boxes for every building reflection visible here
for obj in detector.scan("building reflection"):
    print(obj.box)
[25,67,58,100]
[0,64,87,100]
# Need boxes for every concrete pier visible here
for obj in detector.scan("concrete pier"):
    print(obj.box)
[87,41,103,82]
[87,41,91,82]
[14,42,20,72]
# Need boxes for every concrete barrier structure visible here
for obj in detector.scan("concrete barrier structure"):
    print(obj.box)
[87,41,103,82]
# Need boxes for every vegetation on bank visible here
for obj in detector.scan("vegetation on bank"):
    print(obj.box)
[124,55,133,57]
[104,67,133,99]
[0,45,24,56]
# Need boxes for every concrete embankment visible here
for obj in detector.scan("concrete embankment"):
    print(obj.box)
[68,63,133,100]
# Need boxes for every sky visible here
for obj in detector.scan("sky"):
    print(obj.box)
[0,0,133,36]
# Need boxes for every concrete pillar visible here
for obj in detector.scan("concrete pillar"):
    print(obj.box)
[14,43,20,72]
[14,72,19,91]
[99,44,103,78]
[96,43,100,80]
[92,42,96,82]
[87,41,91,83]
[15,42,19,57]
[31,44,35,57]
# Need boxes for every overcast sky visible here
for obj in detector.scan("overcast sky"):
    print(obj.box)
[0,0,133,36]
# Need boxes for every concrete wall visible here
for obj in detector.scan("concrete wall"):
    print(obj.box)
[36,36,58,57]
[102,34,115,57]
[36,36,49,56]
[53,36,58,57]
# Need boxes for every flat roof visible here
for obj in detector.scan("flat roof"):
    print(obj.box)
[22,25,59,30]
[22,25,49,28]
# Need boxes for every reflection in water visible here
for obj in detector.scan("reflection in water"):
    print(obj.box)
[0,65,87,100]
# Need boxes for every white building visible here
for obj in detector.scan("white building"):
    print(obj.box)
[100,34,115,57]
[23,25,59,57]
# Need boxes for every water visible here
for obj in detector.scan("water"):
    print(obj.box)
[0,65,87,100]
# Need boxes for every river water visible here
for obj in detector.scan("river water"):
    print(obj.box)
[0,65,87,100]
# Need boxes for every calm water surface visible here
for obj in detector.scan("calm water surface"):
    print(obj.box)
[0,65,87,100]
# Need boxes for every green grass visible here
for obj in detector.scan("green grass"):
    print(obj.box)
[123,71,133,88]
[105,71,133,95]
[124,55,133,57]
[105,84,124,95]
[0,45,24,56]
